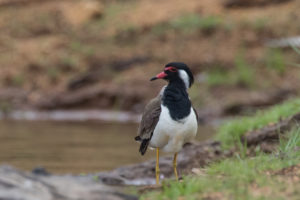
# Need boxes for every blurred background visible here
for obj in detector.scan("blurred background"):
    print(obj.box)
[0,0,300,174]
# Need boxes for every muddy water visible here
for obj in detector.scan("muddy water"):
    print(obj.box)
[0,120,214,174]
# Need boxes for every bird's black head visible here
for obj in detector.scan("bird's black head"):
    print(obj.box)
[150,62,194,88]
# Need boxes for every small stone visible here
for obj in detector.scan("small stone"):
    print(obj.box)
[32,167,50,176]
[98,175,125,185]
[191,168,205,176]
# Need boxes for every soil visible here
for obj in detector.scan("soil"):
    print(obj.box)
[0,0,300,119]
[96,140,228,186]
[273,164,300,181]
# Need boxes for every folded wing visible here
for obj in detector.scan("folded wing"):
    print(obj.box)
[135,97,161,155]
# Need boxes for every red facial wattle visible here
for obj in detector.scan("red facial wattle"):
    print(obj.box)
[165,66,177,72]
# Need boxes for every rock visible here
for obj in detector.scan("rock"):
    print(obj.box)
[68,56,150,90]
[0,88,29,110]
[0,0,46,7]
[223,89,295,116]
[242,113,300,146]
[32,166,51,176]
[224,0,293,8]
[59,0,104,26]
[96,141,227,186]
[265,36,300,48]
[0,165,137,200]
[35,84,144,111]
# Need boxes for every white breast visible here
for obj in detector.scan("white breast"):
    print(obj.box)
[149,105,198,153]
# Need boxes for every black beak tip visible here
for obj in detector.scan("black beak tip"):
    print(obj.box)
[150,77,157,81]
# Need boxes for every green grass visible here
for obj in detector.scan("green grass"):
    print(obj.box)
[47,67,60,82]
[252,18,269,32]
[265,49,286,75]
[60,55,80,71]
[189,82,204,108]
[151,23,170,35]
[114,24,141,42]
[291,46,300,55]
[279,127,300,153]
[239,18,269,33]
[0,100,12,113]
[69,41,95,56]
[234,53,255,87]
[142,128,300,200]
[151,14,223,35]
[170,14,222,33]
[11,74,25,87]
[206,69,231,87]
[94,2,135,28]
[206,54,255,88]
[216,98,300,149]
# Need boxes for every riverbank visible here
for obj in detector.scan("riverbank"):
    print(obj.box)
[142,132,300,199]
[1,98,300,199]
[142,136,300,199]
[141,98,300,199]
[0,165,138,200]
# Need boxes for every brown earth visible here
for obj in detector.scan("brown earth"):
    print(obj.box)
[273,164,300,181]
[0,0,300,118]
[96,140,227,186]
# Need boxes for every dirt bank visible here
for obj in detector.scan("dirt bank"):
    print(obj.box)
[0,0,300,117]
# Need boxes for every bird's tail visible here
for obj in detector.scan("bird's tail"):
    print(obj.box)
[134,136,149,155]
[134,136,141,141]
[139,139,150,156]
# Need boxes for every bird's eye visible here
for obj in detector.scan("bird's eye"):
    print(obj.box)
[165,67,177,72]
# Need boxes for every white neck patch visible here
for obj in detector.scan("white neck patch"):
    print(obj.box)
[179,70,190,89]
[159,85,167,97]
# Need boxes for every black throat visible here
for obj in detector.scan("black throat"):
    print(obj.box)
[162,78,191,121]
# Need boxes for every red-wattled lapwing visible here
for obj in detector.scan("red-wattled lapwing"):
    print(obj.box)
[135,62,198,185]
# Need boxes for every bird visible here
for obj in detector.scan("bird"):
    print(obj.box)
[135,62,198,185]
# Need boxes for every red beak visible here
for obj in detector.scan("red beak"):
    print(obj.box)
[150,71,167,81]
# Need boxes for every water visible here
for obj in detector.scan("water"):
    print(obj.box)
[0,120,214,174]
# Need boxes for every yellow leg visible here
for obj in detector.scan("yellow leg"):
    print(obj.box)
[173,152,178,181]
[156,148,160,185]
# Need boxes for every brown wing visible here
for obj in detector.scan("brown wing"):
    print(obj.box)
[135,96,161,155]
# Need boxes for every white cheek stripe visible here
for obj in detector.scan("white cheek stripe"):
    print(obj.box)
[179,70,190,89]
